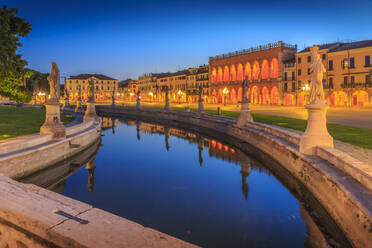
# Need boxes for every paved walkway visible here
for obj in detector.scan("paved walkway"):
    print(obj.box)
[121,102,372,129]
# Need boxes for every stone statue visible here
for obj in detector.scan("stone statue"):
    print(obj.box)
[88,80,95,102]
[47,62,60,102]
[40,62,66,139]
[236,76,253,126]
[309,45,326,104]
[242,76,249,103]
[164,86,170,111]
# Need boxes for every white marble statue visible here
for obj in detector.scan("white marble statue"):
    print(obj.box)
[47,62,60,102]
[309,45,326,104]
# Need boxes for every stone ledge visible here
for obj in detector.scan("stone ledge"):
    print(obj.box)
[0,133,52,155]
[0,173,197,248]
[0,119,102,179]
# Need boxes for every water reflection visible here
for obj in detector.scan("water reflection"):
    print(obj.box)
[18,117,351,248]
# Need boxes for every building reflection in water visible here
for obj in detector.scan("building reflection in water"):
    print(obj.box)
[117,118,351,248]
[16,117,351,248]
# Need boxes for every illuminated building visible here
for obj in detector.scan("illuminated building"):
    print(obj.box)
[296,40,372,107]
[118,79,137,101]
[209,41,297,105]
[65,74,118,102]
[137,65,209,103]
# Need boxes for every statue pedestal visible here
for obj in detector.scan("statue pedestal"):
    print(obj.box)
[136,98,141,110]
[300,104,333,155]
[197,100,204,114]
[236,102,253,127]
[84,102,99,123]
[164,101,170,111]
[40,102,66,139]
[75,100,83,112]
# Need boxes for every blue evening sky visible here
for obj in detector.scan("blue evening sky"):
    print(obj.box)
[4,0,372,81]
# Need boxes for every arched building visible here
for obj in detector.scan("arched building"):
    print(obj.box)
[208,41,297,105]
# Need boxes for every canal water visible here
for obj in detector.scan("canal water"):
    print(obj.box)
[21,117,351,248]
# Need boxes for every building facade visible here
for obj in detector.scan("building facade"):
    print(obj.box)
[296,40,372,107]
[136,66,209,104]
[65,74,119,102]
[208,41,297,105]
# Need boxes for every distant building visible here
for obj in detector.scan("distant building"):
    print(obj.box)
[65,74,118,102]
[208,41,297,105]
[296,40,372,107]
[136,65,209,103]
[118,79,137,101]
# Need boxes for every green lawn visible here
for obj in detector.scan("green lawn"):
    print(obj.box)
[122,104,372,149]
[0,106,75,140]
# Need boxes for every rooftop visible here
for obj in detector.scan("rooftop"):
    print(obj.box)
[209,41,297,62]
[298,39,372,53]
[69,74,117,81]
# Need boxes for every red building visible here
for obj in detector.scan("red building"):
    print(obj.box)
[209,41,297,105]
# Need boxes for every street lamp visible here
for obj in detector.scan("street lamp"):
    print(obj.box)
[302,83,310,104]
[177,90,182,104]
[148,92,153,103]
[222,87,229,106]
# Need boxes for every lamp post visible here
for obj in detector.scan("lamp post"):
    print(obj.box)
[177,90,182,104]
[302,83,310,105]
[148,92,153,103]
[222,87,229,106]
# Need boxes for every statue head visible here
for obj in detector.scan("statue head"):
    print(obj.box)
[311,45,319,60]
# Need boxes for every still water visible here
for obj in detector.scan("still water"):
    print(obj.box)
[21,117,350,248]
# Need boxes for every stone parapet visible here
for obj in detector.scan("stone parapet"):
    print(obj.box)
[0,173,197,248]
[96,106,372,248]
[0,119,101,179]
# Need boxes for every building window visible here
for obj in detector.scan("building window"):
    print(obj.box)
[298,57,301,64]
[307,56,311,63]
[307,68,311,75]
[298,80,302,89]
[365,56,371,66]
[342,58,349,69]
[284,83,288,92]
[292,71,295,80]
[292,82,296,92]
[366,75,371,84]
[344,76,348,84]
[329,60,333,70]
[284,72,287,81]
[351,76,355,84]
[322,54,326,60]
[329,77,333,89]
[298,69,301,76]
[349,57,355,68]
[322,79,326,89]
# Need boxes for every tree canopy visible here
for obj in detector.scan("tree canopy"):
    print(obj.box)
[0,5,32,102]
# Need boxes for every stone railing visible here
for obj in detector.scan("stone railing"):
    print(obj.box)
[209,41,297,61]
[96,106,372,248]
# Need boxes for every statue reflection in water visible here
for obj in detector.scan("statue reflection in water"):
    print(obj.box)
[85,156,96,192]
[164,127,170,151]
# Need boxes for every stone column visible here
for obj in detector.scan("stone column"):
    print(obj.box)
[40,62,66,139]
[136,91,141,110]
[197,85,205,114]
[164,87,170,111]
[237,77,253,127]
[83,80,99,123]
[111,90,115,107]
[300,45,333,155]
[75,86,83,112]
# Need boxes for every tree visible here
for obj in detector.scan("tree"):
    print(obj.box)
[0,5,32,102]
